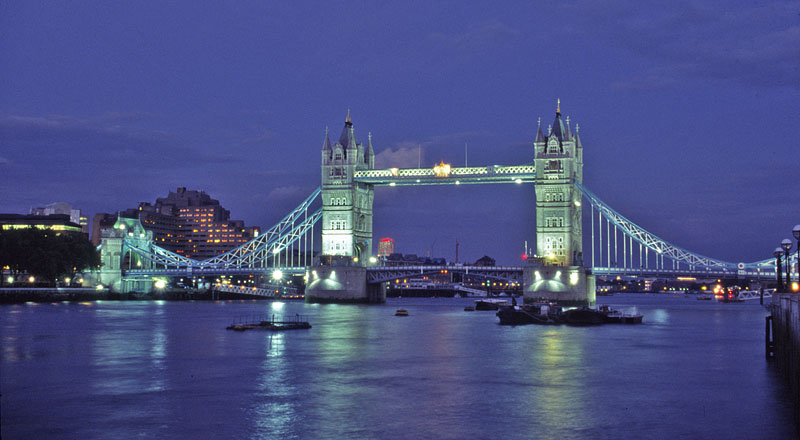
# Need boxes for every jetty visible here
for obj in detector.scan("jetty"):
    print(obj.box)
[226,313,311,331]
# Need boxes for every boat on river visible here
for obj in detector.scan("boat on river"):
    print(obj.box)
[497,304,643,326]
[475,299,510,310]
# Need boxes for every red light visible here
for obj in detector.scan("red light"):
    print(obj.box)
[521,254,528,260]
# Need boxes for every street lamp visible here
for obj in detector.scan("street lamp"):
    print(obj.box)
[782,239,793,290]
[793,225,800,283]
[774,247,785,292]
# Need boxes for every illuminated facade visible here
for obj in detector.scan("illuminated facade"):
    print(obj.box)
[320,112,375,260]
[30,202,89,233]
[114,188,259,260]
[0,214,83,233]
[377,237,394,257]
[533,101,584,267]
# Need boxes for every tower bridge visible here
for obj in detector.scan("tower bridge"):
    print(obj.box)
[97,104,793,303]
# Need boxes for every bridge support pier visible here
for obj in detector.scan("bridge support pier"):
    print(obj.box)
[305,258,385,304]
[522,266,595,307]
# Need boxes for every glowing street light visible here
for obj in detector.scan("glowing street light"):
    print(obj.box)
[154,279,167,289]
[782,239,793,291]
[793,225,800,286]
[774,247,785,292]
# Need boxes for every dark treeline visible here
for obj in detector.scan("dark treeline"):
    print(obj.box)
[0,228,100,286]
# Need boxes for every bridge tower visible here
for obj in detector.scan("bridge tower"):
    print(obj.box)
[94,216,154,293]
[320,111,375,261]
[307,111,383,303]
[533,100,583,266]
[526,100,595,306]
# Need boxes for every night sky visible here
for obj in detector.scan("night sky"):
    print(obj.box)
[1,1,798,265]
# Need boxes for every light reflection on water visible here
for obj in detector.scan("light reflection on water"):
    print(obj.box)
[0,295,796,439]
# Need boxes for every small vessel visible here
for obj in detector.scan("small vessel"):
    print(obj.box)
[226,314,312,331]
[599,305,643,324]
[475,299,510,310]
[563,307,606,326]
[395,309,409,316]
[226,320,311,331]
[496,304,560,325]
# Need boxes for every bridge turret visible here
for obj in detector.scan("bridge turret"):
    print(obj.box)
[321,111,374,261]
[526,100,594,306]
[533,100,583,267]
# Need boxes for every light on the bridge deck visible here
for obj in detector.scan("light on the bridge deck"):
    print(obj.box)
[793,282,799,292]
[569,272,579,285]
[154,279,167,289]
[369,256,377,264]
[64,277,70,284]
[28,276,35,283]
[514,179,522,184]
[574,200,581,207]
[96,284,104,290]
[455,180,460,185]
[353,257,359,263]
[272,270,283,280]
[389,182,396,187]
[7,276,13,283]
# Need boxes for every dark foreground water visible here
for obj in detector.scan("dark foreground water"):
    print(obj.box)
[1,294,796,439]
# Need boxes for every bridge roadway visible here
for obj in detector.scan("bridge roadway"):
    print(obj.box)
[124,264,780,282]
[353,165,536,186]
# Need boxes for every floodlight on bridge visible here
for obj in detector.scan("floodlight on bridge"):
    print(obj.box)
[272,269,283,280]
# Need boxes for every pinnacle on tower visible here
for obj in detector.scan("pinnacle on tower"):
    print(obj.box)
[536,117,545,142]
[550,101,567,141]
[323,126,332,150]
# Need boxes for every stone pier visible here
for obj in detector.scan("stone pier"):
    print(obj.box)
[304,257,385,304]
[522,265,595,307]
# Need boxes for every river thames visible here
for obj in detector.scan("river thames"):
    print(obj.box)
[1,294,795,439]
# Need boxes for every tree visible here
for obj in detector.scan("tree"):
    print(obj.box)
[0,228,100,286]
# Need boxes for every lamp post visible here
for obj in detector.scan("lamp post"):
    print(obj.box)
[793,225,800,284]
[774,247,784,292]
[782,239,793,291]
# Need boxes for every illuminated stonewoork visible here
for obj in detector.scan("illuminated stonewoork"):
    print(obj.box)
[320,112,375,261]
[533,106,584,267]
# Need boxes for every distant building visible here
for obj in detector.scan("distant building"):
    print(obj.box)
[377,237,394,257]
[91,213,118,247]
[474,255,496,266]
[30,202,89,233]
[0,214,83,234]
[99,187,259,260]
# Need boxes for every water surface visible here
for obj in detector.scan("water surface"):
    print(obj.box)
[1,294,795,439]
